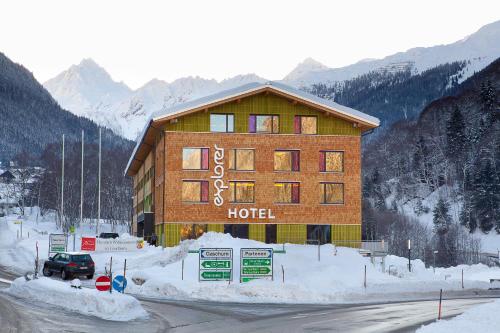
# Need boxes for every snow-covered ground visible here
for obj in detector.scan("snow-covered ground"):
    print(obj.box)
[417,299,500,333]
[6,277,147,321]
[1,209,500,305]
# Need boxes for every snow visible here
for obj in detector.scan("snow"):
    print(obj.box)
[43,21,500,140]
[283,20,500,87]
[43,61,267,140]
[6,277,147,321]
[2,209,500,305]
[416,299,500,333]
[398,185,500,253]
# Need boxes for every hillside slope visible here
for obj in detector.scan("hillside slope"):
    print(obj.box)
[0,52,132,162]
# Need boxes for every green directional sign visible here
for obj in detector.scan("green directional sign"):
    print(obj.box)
[199,248,233,282]
[201,260,231,269]
[241,277,258,283]
[243,258,271,266]
[201,271,231,280]
[240,248,273,282]
[242,266,271,275]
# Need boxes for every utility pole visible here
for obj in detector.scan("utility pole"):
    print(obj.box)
[97,128,101,236]
[61,134,65,230]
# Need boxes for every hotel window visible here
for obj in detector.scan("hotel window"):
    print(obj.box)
[320,182,344,204]
[274,150,300,171]
[274,182,300,204]
[181,180,209,203]
[228,149,255,171]
[229,181,255,203]
[182,148,209,170]
[319,151,344,172]
[210,114,234,132]
[294,116,317,134]
[249,115,279,133]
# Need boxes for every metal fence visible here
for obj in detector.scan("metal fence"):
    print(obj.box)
[332,240,388,254]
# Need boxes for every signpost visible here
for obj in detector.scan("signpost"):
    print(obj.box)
[48,233,67,256]
[112,275,127,293]
[240,248,273,283]
[199,248,233,281]
[95,275,111,291]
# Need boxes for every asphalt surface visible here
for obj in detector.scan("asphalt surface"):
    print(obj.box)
[0,267,499,333]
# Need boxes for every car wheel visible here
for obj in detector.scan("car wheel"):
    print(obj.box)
[87,274,94,280]
[42,265,52,277]
[61,269,70,280]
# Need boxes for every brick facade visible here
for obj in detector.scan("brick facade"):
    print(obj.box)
[156,131,361,226]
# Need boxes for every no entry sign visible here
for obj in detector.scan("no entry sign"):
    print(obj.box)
[95,275,111,291]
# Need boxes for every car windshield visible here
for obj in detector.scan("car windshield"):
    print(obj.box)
[71,254,92,262]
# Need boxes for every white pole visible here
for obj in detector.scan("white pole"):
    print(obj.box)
[61,134,65,229]
[97,128,101,236]
[80,130,84,226]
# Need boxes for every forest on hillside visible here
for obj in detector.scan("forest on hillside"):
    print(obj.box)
[306,58,500,267]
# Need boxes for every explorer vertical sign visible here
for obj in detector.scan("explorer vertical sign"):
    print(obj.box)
[199,248,233,281]
[240,248,273,282]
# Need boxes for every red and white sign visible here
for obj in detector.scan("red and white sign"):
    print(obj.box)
[81,237,96,251]
[81,237,144,252]
[95,275,111,291]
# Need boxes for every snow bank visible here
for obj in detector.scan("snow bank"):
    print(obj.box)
[123,232,500,304]
[417,299,500,333]
[2,210,500,304]
[6,277,147,321]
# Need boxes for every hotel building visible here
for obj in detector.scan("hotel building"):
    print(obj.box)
[125,82,379,246]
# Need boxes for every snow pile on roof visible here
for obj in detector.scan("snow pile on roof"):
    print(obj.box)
[7,277,147,321]
[417,299,500,333]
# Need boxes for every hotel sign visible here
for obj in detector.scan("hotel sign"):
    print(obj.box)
[211,144,227,207]
[212,144,276,220]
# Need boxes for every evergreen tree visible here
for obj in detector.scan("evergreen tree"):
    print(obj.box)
[480,80,497,124]
[433,197,452,235]
[459,170,477,232]
[446,106,466,161]
[371,168,386,210]
[413,136,432,187]
[473,159,499,233]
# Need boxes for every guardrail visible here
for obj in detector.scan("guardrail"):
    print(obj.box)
[333,240,388,254]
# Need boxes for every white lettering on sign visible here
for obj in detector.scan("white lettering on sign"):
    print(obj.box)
[227,208,276,220]
[211,145,227,207]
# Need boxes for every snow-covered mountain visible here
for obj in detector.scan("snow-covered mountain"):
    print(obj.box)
[283,20,500,86]
[44,61,266,139]
[44,20,500,140]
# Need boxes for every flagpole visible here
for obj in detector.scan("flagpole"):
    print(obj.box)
[80,130,84,227]
[97,128,101,236]
[61,134,65,229]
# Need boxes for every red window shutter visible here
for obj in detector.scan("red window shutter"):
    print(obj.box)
[248,115,256,133]
[294,116,301,134]
[201,148,209,169]
[201,181,209,202]
[292,151,300,171]
[319,151,325,172]
[291,183,300,203]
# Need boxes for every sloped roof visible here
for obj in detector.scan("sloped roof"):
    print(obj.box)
[125,81,380,176]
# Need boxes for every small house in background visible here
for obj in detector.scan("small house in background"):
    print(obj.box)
[0,170,15,183]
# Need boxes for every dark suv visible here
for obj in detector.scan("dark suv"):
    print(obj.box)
[98,232,119,239]
[43,252,95,280]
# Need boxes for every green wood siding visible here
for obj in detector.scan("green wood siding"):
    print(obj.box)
[164,93,361,136]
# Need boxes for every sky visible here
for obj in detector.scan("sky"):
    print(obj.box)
[1,0,499,89]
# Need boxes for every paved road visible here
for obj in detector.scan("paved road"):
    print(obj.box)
[0,268,498,333]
